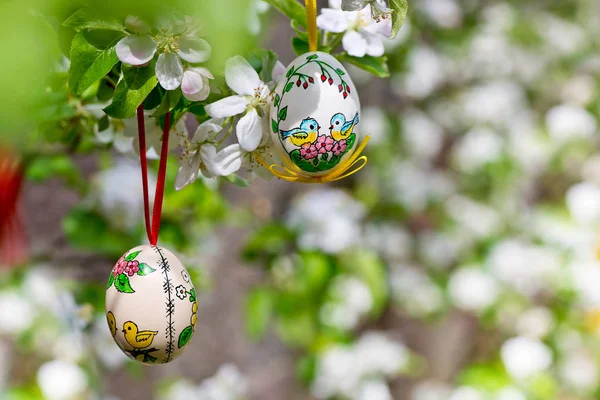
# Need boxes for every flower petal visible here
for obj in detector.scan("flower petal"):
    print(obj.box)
[271,60,286,84]
[192,66,214,79]
[181,69,204,95]
[205,95,248,118]
[194,119,223,143]
[178,36,211,63]
[236,109,262,152]
[317,9,349,33]
[203,144,242,176]
[183,76,211,101]
[113,131,134,154]
[181,68,213,102]
[363,30,385,57]
[343,30,368,57]
[156,52,184,90]
[175,154,201,191]
[124,16,151,34]
[116,35,157,65]
[93,124,114,144]
[225,56,262,96]
[341,0,366,11]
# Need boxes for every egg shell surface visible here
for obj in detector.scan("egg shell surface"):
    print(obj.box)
[105,245,197,364]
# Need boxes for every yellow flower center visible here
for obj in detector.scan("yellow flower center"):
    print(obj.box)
[155,30,180,54]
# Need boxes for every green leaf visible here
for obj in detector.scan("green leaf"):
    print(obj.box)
[143,85,162,109]
[187,103,207,117]
[274,94,280,107]
[286,66,295,78]
[272,119,279,133]
[248,49,279,83]
[62,208,138,257]
[242,223,294,261]
[224,174,251,187]
[337,54,390,78]
[341,250,388,315]
[104,60,158,119]
[107,273,115,289]
[306,54,318,61]
[114,274,135,293]
[284,82,294,93]
[276,310,316,347]
[279,106,288,121]
[335,68,345,75]
[389,0,408,39]
[291,37,309,56]
[189,288,197,302]
[262,0,307,28]
[26,154,83,188]
[245,288,273,341]
[97,80,115,101]
[63,9,126,32]
[82,30,126,50]
[137,263,156,276]
[125,250,142,261]
[178,325,194,348]
[68,33,119,95]
[151,88,181,117]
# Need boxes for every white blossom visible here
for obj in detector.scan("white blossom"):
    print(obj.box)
[545,104,597,144]
[453,127,503,172]
[317,0,391,58]
[560,350,599,392]
[116,15,213,93]
[287,189,365,254]
[93,159,156,229]
[37,360,88,400]
[500,336,553,379]
[448,267,499,312]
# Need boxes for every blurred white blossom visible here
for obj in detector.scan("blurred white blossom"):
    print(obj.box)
[453,127,502,172]
[516,307,554,339]
[448,267,499,312]
[559,350,598,392]
[287,189,365,254]
[402,110,445,162]
[391,265,444,316]
[321,276,373,330]
[500,336,553,379]
[312,331,409,399]
[545,104,597,144]
[93,159,156,229]
[37,360,88,400]
[418,0,462,28]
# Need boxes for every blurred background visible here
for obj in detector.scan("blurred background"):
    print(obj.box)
[3,0,600,399]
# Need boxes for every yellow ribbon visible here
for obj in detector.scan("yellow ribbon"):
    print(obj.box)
[305,0,318,52]
[255,136,370,184]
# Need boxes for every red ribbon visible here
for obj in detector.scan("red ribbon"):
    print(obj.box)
[136,105,170,246]
[0,150,27,267]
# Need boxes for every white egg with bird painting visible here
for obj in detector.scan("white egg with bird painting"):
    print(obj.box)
[105,244,198,364]
[270,52,361,177]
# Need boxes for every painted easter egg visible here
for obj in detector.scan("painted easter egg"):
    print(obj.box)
[105,245,197,364]
[270,51,361,177]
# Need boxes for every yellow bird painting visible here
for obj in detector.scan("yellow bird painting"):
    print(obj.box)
[122,321,158,349]
[107,311,117,337]
[280,117,320,147]
[329,112,359,141]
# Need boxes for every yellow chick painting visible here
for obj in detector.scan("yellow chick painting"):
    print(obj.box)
[107,311,117,337]
[329,112,359,141]
[122,321,158,350]
[280,117,320,147]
